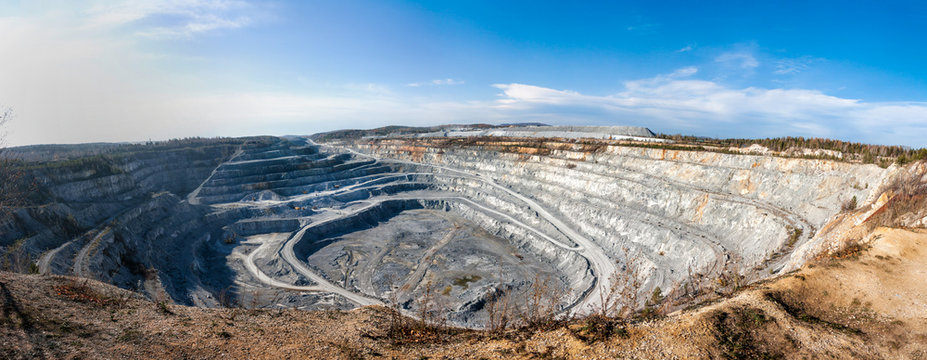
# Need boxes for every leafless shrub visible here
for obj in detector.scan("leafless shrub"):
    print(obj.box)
[485,289,514,335]
[383,278,449,344]
[0,240,35,273]
[518,274,566,331]
[416,281,437,330]
[715,260,746,296]
[597,247,643,320]
[659,283,690,314]
[383,275,406,339]
[0,107,35,221]
[105,289,134,309]
[677,265,714,307]
[247,289,263,311]
[828,237,868,261]
[572,248,645,343]
[218,285,236,308]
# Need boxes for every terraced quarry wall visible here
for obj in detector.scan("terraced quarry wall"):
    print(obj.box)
[0,135,902,329]
[0,143,242,255]
[344,138,892,305]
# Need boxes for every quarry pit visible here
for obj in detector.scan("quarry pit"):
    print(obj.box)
[1,126,894,328]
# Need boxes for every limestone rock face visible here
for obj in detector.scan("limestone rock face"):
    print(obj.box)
[345,138,892,299]
[1,144,238,253]
[2,134,908,328]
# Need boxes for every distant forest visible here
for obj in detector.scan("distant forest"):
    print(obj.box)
[6,136,276,163]
[657,134,927,167]
[313,124,927,167]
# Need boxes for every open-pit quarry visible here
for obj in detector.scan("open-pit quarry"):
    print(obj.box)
[0,126,902,328]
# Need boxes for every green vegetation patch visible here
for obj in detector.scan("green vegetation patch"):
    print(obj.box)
[711,306,780,360]
[452,275,482,290]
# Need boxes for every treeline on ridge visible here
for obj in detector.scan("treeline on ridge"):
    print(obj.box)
[658,134,927,166]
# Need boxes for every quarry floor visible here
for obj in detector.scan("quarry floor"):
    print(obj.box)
[1,227,925,359]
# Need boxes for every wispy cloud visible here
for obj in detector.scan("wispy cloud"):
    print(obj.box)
[84,0,255,38]
[774,56,819,75]
[343,82,393,95]
[407,78,465,87]
[715,51,759,70]
[676,44,695,53]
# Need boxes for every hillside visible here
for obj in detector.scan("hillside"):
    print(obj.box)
[1,226,925,359]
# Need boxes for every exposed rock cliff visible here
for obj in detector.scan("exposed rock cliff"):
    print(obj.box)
[2,133,917,329]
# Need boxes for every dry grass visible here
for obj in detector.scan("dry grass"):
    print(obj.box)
[2,228,927,359]
[53,279,115,306]
[868,169,927,228]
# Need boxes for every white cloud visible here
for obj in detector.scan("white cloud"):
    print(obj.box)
[491,84,580,106]
[676,45,694,53]
[432,78,464,85]
[489,69,927,146]
[84,0,255,38]
[774,57,819,75]
[407,78,465,87]
[623,66,698,92]
[716,51,759,70]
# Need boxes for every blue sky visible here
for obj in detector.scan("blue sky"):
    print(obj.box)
[1,0,926,146]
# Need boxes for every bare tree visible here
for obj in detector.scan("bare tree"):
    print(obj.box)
[519,273,566,330]
[485,288,513,334]
[680,265,713,302]
[0,107,30,218]
[571,248,644,343]
[0,107,9,144]
[715,259,745,296]
[0,107,37,273]
[597,247,643,320]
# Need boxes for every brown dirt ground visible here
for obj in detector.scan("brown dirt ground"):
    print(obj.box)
[2,227,926,359]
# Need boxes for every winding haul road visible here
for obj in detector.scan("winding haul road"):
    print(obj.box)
[206,137,812,317]
[236,230,384,306]
[278,219,384,306]
[319,140,618,313]
[217,138,615,313]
